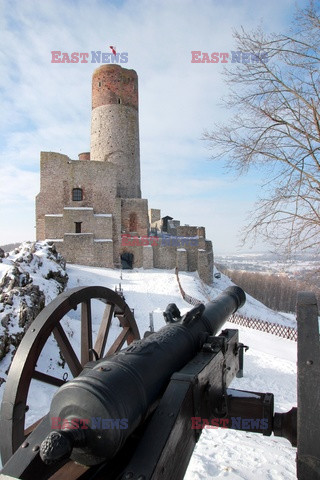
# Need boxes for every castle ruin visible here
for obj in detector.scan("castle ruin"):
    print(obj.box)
[36,65,213,284]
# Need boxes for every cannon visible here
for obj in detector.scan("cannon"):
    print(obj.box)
[0,285,319,479]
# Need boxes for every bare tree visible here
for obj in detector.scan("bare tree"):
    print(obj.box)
[204,1,320,253]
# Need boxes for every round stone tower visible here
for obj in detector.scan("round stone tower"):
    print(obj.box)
[90,64,141,199]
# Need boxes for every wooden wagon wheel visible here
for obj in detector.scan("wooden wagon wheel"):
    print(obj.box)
[0,286,140,465]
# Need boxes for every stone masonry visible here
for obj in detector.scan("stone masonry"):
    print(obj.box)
[36,64,214,284]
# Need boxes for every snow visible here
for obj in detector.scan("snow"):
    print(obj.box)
[93,239,113,242]
[0,258,298,478]
[64,207,93,210]
[0,241,66,305]
[0,263,11,279]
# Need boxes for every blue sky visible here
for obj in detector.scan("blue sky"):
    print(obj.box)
[0,0,300,253]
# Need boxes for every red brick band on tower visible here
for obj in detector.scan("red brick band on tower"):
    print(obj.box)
[92,65,138,110]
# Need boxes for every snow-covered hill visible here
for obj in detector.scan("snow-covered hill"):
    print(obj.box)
[0,246,297,479]
[0,241,68,379]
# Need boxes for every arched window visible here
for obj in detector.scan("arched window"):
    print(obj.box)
[72,188,83,201]
[129,212,137,232]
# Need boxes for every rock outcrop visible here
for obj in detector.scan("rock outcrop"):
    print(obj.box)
[0,241,68,383]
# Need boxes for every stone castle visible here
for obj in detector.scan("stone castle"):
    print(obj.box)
[36,65,214,284]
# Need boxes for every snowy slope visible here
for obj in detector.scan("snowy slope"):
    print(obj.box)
[0,262,297,478]
[67,265,298,479]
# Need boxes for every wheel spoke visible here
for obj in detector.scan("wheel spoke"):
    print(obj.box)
[53,323,82,377]
[81,300,92,365]
[94,303,115,358]
[32,370,65,387]
[106,327,130,356]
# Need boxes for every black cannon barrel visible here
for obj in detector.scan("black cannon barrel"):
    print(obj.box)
[200,286,245,336]
[40,286,245,466]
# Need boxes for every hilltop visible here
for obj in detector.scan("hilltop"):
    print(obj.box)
[0,242,297,478]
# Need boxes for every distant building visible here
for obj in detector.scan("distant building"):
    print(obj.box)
[36,65,213,283]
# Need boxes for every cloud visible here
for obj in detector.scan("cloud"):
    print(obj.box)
[0,166,39,205]
[0,0,296,250]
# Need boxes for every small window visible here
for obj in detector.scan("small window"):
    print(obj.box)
[75,222,82,233]
[98,81,102,87]
[72,188,83,201]
[118,98,121,104]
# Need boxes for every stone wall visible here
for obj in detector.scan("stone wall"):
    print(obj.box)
[176,226,206,238]
[57,235,113,268]
[36,152,118,221]
[36,152,121,265]
[176,249,188,271]
[45,209,113,239]
[90,105,141,198]
[121,198,149,236]
[153,245,177,269]
[142,245,153,269]
[148,209,161,224]
[197,248,213,285]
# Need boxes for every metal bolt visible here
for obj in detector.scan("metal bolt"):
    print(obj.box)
[137,476,145,480]
[98,366,111,372]
[124,473,133,479]
[306,360,313,365]
[21,442,29,448]
[32,445,40,452]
